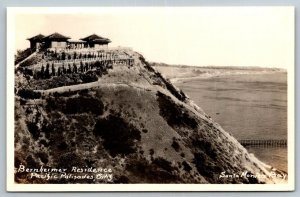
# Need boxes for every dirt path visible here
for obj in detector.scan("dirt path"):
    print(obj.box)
[15,52,37,68]
[37,80,153,95]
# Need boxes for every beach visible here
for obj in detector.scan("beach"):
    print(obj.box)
[173,72,287,172]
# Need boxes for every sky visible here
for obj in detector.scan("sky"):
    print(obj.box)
[13,7,294,68]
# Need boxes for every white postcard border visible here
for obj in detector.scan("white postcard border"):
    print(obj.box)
[6,7,295,191]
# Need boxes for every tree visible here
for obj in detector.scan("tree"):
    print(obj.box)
[40,65,45,79]
[61,52,66,60]
[51,63,56,76]
[62,64,66,74]
[80,61,84,73]
[73,63,77,73]
[95,61,101,69]
[85,62,89,72]
[73,52,77,59]
[57,67,61,76]
[44,63,50,79]
[33,71,38,79]
[67,64,72,74]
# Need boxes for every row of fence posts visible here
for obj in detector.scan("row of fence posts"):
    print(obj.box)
[33,57,134,70]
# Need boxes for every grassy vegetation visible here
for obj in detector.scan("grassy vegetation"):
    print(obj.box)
[19,55,41,67]
[15,48,33,65]
[14,50,270,184]
[193,151,223,181]
[46,94,104,115]
[192,139,218,160]
[139,56,187,101]
[156,91,198,130]
[27,72,98,90]
[126,156,181,183]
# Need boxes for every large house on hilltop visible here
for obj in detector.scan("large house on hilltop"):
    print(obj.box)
[27,32,111,51]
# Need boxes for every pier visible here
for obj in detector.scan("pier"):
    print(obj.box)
[239,139,287,147]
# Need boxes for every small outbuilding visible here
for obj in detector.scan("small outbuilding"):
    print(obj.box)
[42,32,70,49]
[80,34,111,49]
[27,34,45,51]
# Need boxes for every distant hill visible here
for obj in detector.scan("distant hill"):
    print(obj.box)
[151,62,286,71]
[151,62,286,83]
[14,48,286,184]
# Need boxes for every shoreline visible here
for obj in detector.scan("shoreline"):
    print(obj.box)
[169,70,287,84]
[171,71,288,173]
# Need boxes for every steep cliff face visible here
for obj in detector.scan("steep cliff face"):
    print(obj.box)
[14,49,285,184]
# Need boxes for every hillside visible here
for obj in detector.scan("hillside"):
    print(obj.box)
[14,48,286,184]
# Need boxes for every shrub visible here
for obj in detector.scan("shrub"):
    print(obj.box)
[156,91,198,130]
[63,97,104,115]
[80,72,98,83]
[192,139,217,159]
[23,68,33,76]
[18,89,41,99]
[126,157,181,183]
[139,56,186,101]
[152,157,174,172]
[19,56,38,67]
[171,139,181,152]
[182,161,192,172]
[57,153,84,169]
[26,121,40,140]
[193,151,223,181]
[93,114,141,157]
[156,72,186,101]
[36,152,49,164]
[139,56,155,73]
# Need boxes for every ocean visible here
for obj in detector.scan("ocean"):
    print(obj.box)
[174,72,287,172]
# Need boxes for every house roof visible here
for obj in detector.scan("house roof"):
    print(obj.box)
[81,34,103,41]
[92,38,111,44]
[43,32,70,40]
[80,34,111,43]
[27,34,45,41]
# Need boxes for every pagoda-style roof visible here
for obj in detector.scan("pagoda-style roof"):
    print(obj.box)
[43,32,70,41]
[81,34,103,41]
[27,34,45,41]
[80,34,111,43]
[92,38,111,44]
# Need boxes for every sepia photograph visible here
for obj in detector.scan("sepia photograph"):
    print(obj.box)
[6,7,295,191]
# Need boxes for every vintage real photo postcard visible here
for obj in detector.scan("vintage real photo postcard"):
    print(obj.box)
[7,7,295,191]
